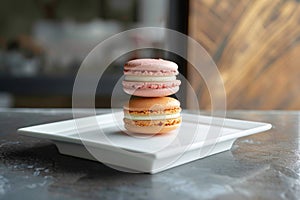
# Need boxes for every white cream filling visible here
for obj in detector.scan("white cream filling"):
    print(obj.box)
[124,75,176,82]
[124,113,181,120]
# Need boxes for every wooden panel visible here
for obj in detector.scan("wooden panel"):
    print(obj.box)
[188,0,300,110]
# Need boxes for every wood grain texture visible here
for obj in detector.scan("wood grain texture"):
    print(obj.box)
[188,0,300,109]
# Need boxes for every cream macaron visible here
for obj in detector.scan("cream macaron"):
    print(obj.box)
[122,58,181,97]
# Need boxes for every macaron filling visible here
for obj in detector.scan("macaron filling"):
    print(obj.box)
[124,117,182,127]
[124,113,181,120]
[124,107,181,115]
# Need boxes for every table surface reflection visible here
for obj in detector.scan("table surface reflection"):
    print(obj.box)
[0,109,299,200]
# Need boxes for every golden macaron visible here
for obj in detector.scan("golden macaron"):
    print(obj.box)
[123,97,182,134]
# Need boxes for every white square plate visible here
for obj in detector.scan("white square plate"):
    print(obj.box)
[18,112,272,174]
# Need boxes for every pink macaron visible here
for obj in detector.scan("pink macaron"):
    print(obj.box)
[122,58,181,97]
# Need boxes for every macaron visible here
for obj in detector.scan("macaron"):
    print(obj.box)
[122,58,181,97]
[123,97,182,134]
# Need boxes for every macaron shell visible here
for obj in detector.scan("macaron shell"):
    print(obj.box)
[124,69,178,76]
[124,97,180,110]
[124,76,177,82]
[123,87,179,97]
[124,58,178,71]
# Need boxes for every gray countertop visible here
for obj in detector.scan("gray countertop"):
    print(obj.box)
[0,109,299,200]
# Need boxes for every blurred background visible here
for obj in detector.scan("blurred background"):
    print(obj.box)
[0,0,175,108]
[0,0,299,110]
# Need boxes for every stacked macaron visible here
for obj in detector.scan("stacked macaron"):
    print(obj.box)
[123,97,182,134]
[122,58,182,134]
[123,58,181,97]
